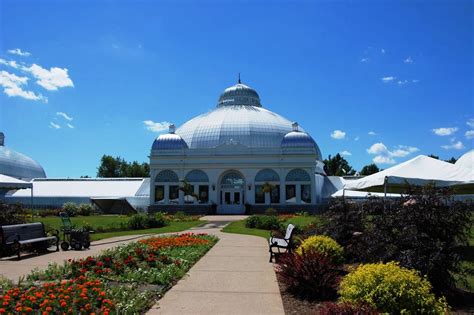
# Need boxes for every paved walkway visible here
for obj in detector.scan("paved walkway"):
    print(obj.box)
[148,216,285,315]
[1,216,285,315]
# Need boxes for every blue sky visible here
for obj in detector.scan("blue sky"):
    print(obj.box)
[0,0,472,177]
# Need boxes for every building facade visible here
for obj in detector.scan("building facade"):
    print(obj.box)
[149,81,324,214]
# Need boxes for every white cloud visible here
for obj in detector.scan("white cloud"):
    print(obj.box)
[25,64,74,91]
[0,58,20,69]
[340,150,352,156]
[367,142,389,155]
[143,120,171,133]
[368,131,377,136]
[7,48,31,57]
[398,80,409,85]
[49,122,60,129]
[67,123,74,129]
[56,112,73,121]
[0,70,46,102]
[331,130,346,140]
[412,79,419,83]
[367,142,419,164]
[432,127,458,136]
[441,141,464,150]
[467,119,474,128]
[381,76,395,83]
[391,145,419,157]
[381,48,386,54]
[354,136,360,141]
[465,130,474,139]
[404,56,413,63]
[373,155,396,164]
[360,58,369,63]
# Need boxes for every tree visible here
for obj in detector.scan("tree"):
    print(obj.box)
[360,163,380,176]
[97,155,149,177]
[323,154,356,176]
[427,154,457,164]
[445,157,457,164]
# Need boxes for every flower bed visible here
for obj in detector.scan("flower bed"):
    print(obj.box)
[1,233,218,314]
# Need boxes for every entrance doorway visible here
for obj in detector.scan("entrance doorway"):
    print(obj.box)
[218,171,245,214]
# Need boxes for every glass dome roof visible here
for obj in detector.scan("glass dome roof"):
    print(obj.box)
[176,105,297,149]
[152,124,188,150]
[170,81,322,157]
[0,133,46,180]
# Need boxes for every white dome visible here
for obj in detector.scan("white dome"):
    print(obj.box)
[0,133,46,180]
[176,105,296,149]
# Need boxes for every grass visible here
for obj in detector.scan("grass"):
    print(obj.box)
[222,219,270,238]
[34,215,205,241]
[36,215,128,231]
[89,220,204,241]
[221,215,319,239]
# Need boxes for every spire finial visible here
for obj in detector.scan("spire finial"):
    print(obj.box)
[238,72,241,84]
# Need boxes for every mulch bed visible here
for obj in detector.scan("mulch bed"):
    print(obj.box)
[275,272,323,315]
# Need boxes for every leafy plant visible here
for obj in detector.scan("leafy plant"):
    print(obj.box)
[278,250,341,301]
[245,215,281,230]
[264,207,277,216]
[62,202,78,217]
[358,185,472,295]
[77,203,94,216]
[0,202,27,226]
[339,262,448,314]
[296,235,344,265]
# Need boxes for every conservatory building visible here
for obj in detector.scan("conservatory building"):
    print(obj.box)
[149,81,324,214]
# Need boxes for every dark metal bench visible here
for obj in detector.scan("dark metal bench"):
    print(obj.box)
[0,222,59,259]
[268,223,295,262]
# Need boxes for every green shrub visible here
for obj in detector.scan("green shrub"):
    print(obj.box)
[339,262,448,314]
[62,202,78,217]
[296,235,344,265]
[127,214,148,230]
[78,203,94,216]
[146,212,168,228]
[127,213,168,230]
[265,207,277,216]
[245,215,281,230]
[0,202,27,225]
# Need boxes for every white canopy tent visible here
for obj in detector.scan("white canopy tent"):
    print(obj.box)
[0,174,34,208]
[455,150,474,173]
[0,174,32,190]
[344,155,474,193]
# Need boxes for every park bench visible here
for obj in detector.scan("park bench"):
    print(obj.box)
[0,222,59,259]
[268,223,295,262]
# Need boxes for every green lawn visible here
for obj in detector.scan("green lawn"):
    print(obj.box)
[221,219,271,238]
[33,215,205,241]
[88,220,204,241]
[221,215,319,239]
[36,215,128,231]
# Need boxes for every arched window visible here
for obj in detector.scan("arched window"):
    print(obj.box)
[255,169,280,182]
[285,169,312,204]
[185,169,209,182]
[221,171,245,188]
[285,169,311,182]
[155,170,179,182]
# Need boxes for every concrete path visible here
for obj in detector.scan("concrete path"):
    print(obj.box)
[148,216,285,315]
